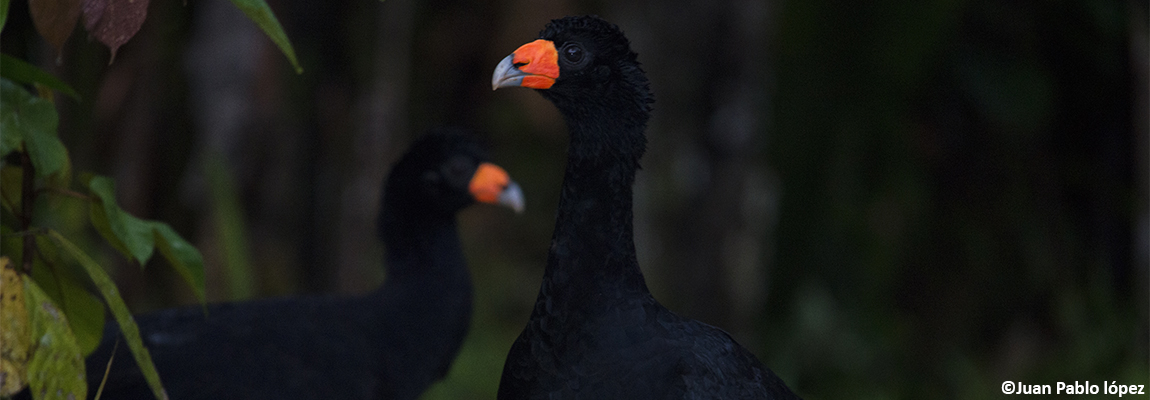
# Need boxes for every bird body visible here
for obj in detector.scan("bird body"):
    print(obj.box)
[90,283,467,399]
[503,293,792,399]
[492,16,799,399]
[83,131,523,400]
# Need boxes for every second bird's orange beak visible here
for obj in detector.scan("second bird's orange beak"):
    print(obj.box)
[469,162,525,213]
[492,39,559,90]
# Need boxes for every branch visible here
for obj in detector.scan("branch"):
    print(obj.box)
[21,151,36,274]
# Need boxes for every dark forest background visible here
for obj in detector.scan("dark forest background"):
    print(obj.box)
[2,0,1147,398]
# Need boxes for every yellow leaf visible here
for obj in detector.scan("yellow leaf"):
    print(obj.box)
[25,271,87,400]
[0,257,32,396]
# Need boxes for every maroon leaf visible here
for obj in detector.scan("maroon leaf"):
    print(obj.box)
[81,0,149,63]
[29,0,83,54]
[81,0,104,31]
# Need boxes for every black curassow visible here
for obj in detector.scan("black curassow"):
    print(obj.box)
[491,16,800,399]
[80,130,524,400]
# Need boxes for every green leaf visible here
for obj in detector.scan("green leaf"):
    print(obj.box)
[0,0,10,34]
[0,166,22,216]
[23,274,86,400]
[85,175,156,264]
[44,145,72,189]
[46,230,166,400]
[84,175,206,304]
[152,223,206,304]
[85,187,129,261]
[0,54,81,100]
[0,226,21,264]
[0,114,20,160]
[228,0,303,74]
[0,79,68,178]
[30,236,106,356]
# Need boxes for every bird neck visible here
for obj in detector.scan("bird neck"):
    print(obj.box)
[542,100,652,309]
[379,205,467,279]
[374,206,473,388]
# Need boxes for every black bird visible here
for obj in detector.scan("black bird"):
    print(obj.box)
[82,130,524,400]
[491,16,800,399]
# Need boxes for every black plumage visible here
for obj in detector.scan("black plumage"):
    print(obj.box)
[491,16,800,399]
[81,130,523,400]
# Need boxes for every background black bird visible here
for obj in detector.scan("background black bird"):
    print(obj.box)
[491,16,800,399]
[81,130,524,400]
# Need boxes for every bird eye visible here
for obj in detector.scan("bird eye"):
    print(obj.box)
[561,43,584,64]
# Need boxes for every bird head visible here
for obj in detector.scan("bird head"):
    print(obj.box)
[491,16,653,167]
[384,129,524,218]
[492,15,651,109]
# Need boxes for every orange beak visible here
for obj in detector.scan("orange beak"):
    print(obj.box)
[492,39,559,90]
[469,163,525,213]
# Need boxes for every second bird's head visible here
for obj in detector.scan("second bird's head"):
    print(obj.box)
[383,129,524,219]
[491,15,652,108]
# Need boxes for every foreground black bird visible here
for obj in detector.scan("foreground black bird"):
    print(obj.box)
[82,130,524,400]
[491,16,799,399]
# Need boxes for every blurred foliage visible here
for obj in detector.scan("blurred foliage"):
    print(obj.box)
[204,153,257,300]
[768,0,1147,398]
[0,71,194,398]
[0,0,1143,399]
[0,0,298,397]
